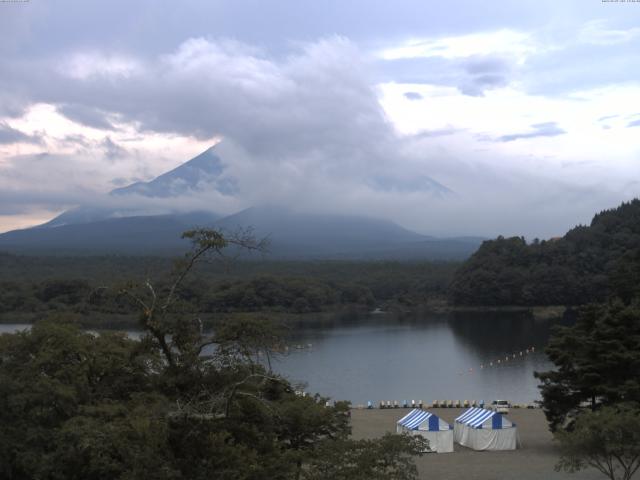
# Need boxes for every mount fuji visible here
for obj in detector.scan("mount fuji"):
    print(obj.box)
[0,147,482,258]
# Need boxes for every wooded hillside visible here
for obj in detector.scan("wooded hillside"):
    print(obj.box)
[449,199,640,306]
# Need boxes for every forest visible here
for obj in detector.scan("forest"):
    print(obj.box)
[0,253,458,328]
[6,199,640,326]
[449,199,640,306]
[0,230,426,479]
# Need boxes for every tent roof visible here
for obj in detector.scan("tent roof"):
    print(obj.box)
[455,407,512,429]
[397,409,448,430]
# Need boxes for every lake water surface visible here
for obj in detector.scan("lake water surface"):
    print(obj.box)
[277,311,565,405]
[0,311,565,405]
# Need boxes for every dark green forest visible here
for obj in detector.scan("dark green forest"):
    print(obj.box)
[0,254,458,328]
[449,199,640,306]
[0,230,426,479]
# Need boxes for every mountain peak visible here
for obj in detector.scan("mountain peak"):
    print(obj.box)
[38,147,231,228]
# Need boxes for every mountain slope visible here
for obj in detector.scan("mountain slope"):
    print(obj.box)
[0,212,221,255]
[215,206,426,252]
[0,206,482,259]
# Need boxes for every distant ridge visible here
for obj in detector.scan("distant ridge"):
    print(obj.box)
[0,212,222,255]
[0,206,482,259]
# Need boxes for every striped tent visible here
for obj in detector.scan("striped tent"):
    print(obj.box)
[396,409,453,453]
[454,407,519,451]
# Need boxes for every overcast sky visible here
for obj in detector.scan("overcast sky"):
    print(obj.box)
[1,0,639,237]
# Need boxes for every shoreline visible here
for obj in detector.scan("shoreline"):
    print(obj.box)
[0,304,569,328]
[420,304,568,320]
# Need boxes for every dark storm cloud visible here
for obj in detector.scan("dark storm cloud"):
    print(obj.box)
[497,122,567,142]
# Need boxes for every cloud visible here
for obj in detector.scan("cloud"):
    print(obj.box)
[628,119,640,128]
[0,122,42,145]
[102,136,127,160]
[411,127,462,139]
[2,7,640,239]
[403,91,422,100]
[378,33,521,96]
[379,29,538,64]
[0,148,242,219]
[61,52,141,80]
[496,122,567,142]
[0,153,97,214]
[579,20,640,46]
[0,37,451,227]
[368,174,451,195]
[455,55,513,96]
[57,104,116,130]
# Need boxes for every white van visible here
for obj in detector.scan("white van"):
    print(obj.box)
[491,400,510,414]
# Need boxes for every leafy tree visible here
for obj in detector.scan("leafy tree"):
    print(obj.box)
[535,301,640,431]
[555,404,640,480]
[0,321,160,479]
[304,433,428,480]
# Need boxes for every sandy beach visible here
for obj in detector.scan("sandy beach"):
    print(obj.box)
[350,408,606,480]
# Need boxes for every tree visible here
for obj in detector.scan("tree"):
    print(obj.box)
[555,404,640,480]
[535,301,640,431]
[304,433,428,480]
[0,321,164,480]
[0,228,425,479]
[118,227,268,370]
[449,199,640,307]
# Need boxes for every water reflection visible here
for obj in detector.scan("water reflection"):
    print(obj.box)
[277,311,567,405]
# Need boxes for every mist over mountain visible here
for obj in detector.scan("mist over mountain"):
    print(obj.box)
[41,147,234,228]
[0,147,481,259]
[110,147,237,198]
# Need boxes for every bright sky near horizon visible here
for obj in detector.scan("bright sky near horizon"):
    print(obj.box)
[1,0,639,237]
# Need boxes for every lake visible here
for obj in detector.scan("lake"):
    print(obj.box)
[277,311,565,405]
[0,311,566,405]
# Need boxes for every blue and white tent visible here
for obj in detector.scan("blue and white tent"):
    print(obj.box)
[454,407,519,451]
[396,409,453,453]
